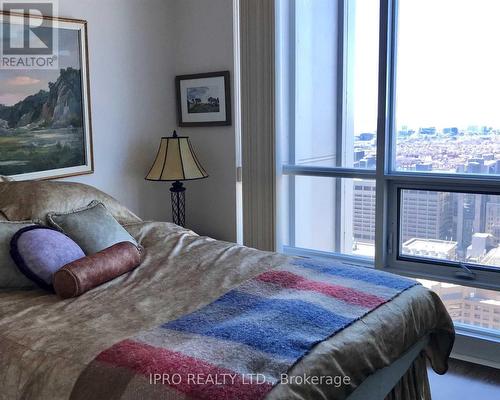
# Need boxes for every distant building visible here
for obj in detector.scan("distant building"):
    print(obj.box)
[466,233,495,261]
[469,157,485,167]
[354,150,365,162]
[352,180,376,246]
[466,161,481,174]
[415,162,433,172]
[485,200,500,238]
[482,246,500,267]
[358,132,375,141]
[442,127,458,135]
[402,238,457,260]
[419,127,436,135]
[456,193,481,256]
[481,126,490,134]
[364,156,376,169]
[356,160,367,168]
[420,280,500,330]
[485,160,497,174]
[401,190,452,244]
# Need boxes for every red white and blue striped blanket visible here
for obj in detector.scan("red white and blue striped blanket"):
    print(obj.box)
[79,259,418,400]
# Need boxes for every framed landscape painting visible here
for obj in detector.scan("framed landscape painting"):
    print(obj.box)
[176,71,231,127]
[0,11,93,181]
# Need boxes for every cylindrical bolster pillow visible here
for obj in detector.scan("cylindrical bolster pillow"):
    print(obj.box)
[54,241,142,299]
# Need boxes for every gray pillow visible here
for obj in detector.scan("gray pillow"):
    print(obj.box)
[47,201,138,255]
[0,221,36,288]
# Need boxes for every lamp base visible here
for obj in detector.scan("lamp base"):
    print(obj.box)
[170,181,186,227]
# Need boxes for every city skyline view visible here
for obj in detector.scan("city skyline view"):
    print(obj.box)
[352,125,500,174]
[351,128,500,262]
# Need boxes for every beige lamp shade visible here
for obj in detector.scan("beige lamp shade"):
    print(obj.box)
[145,131,208,181]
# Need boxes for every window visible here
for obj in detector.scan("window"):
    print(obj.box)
[399,190,500,268]
[276,0,500,355]
[394,0,500,176]
[276,0,379,260]
[289,0,379,170]
[282,176,375,258]
[386,0,500,300]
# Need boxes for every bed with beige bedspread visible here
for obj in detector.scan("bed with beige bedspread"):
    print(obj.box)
[0,181,454,400]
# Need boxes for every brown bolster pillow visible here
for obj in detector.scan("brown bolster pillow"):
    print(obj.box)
[54,241,143,299]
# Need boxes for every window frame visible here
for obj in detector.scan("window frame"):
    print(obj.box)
[280,0,500,290]
[280,0,379,260]
[377,0,500,291]
[278,0,500,363]
[385,182,500,291]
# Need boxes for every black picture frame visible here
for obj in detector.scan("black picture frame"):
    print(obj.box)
[176,71,231,127]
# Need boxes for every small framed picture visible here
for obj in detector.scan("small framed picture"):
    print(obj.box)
[176,71,231,127]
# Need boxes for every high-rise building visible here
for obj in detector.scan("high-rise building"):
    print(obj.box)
[466,161,482,174]
[456,193,475,257]
[455,193,489,258]
[485,199,500,239]
[354,150,365,162]
[352,180,376,245]
[400,190,453,243]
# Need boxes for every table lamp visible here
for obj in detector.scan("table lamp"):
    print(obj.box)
[145,130,208,227]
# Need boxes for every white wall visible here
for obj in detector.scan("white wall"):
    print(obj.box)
[59,0,238,242]
[295,0,338,167]
[172,0,238,242]
[59,0,178,222]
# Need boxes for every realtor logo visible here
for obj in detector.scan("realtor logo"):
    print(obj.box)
[0,0,58,69]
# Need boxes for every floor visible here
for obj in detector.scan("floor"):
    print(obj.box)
[428,358,500,399]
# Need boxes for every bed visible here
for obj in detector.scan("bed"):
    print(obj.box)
[0,181,454,400]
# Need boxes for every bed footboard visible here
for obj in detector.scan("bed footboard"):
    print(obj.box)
[347,336,430,400]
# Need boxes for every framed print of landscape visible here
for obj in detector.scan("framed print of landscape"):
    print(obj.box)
[176,71,231,127]
[0,12,93,181]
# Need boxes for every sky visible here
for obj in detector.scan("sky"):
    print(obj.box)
[0,28,80,106]
[187,86,219,102]
[353,0,500,133]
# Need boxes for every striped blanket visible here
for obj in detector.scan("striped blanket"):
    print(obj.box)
[79,259,418,400]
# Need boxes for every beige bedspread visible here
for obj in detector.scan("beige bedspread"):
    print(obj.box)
[0,221,454,400]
